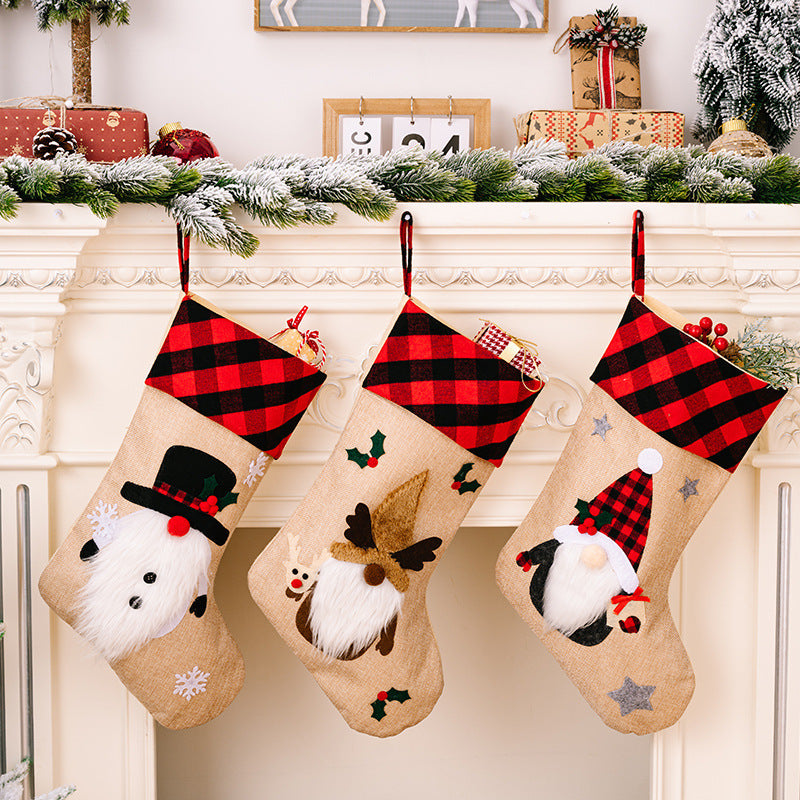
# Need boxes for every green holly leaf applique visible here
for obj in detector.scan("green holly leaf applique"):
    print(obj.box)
[370,700,387,721]
[370,430,386,459]
[200,475,219,500]
[452,462,481,494]
[217,491,239,512]
[387,688,410,703]
[346,448,371,468]
[346,429,386,469]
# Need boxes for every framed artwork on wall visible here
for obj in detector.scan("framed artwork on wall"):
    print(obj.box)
[255,0,547,31]
[322,98,491,157]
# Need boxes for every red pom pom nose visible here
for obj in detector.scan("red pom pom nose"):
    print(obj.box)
[290,578,303,589]
[168,516,191,536]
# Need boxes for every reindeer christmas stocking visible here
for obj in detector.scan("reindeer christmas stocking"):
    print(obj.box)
[39,291,326,729]
[248,214,543,736]
[496,211,788,734]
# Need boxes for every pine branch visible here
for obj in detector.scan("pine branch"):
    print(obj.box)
[33,0,130,29]
[732,318,800,388]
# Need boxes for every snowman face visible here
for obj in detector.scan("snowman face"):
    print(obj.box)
[75,508,212,663]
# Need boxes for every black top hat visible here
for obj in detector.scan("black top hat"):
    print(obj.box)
[120,445,238,546]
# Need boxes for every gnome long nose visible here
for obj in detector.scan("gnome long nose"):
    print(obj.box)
[363,563,386,586]
[580,544,608,570]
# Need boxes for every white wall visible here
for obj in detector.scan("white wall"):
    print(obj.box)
[2,0,798,166]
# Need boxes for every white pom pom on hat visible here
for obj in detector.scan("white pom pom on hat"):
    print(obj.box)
[637,448,663,475]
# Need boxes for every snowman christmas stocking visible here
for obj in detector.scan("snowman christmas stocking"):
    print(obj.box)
[248,214,543,736]
[496,211,787,734]
[39,292,326,729]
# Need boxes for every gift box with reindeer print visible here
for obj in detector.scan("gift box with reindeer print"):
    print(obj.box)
[513,109,684,158]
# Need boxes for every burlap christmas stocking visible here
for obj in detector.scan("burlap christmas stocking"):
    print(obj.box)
[248,215,543,736]
[496,211,787,734]
[39,292,326,729]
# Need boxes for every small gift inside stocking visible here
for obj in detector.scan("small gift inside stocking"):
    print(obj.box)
[497,210,788,734]
[39,245,327,729]
[248,212,544,736]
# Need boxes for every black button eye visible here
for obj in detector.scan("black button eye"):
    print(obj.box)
[143,572,156,584]
[129,596,143,609]
[302,573,308,580]
[292,568,298,575]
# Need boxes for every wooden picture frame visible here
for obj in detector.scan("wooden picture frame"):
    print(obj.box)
[323,98,491,157]
[255,0,547,32]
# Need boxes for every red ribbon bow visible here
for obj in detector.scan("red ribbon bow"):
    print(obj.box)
[610,585,650,615]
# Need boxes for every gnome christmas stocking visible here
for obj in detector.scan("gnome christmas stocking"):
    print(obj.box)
[496,211,787,734]
[248,219,542,736]
[39,292,326,729]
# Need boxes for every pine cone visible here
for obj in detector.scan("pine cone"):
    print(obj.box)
[32,127,78,160]
[720,342,744,368]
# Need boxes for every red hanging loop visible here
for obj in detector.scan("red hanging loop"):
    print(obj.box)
[177,225,191,296]
[631,209,645,298]
[400,211,413,297]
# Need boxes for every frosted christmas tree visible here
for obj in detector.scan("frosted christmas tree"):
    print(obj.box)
[0,0,130,103]
[692,0,800,151]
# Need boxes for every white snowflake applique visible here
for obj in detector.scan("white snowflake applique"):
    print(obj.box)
[243,452,268,487]
[174,666,210,701]
[86,500,119,547]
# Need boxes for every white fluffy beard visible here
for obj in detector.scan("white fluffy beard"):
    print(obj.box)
[542,542,622,637]
[75,508,212,663]
[308,558,403,660]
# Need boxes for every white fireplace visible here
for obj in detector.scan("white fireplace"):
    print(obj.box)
[1,201,798,799]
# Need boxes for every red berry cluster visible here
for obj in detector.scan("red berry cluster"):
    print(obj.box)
[199,494,220,516]
[683,317,729,352]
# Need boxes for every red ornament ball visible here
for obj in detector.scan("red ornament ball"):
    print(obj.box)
[714,322,728,336]
[713,336,729,351]
[168,516,190,536]
[152,122,218,163]
[610,39,619,48]
[594,23,604,32]
[699,317,713,333]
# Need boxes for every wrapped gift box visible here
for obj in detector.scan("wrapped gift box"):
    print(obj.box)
[568,12,642,109]
[0,106,149,162]
[514,109,685,157]
[474,321,543,390]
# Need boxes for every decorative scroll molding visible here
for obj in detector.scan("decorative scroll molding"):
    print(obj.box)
[0,324,57,453]
[60,265,800,292]
[524,374,587,433]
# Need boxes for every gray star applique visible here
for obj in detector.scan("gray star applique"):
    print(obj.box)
[678,477,700,502]
[591,414,613,441]
[607,676,656,716]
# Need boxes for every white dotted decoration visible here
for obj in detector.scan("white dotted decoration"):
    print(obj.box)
[638,448,663,475]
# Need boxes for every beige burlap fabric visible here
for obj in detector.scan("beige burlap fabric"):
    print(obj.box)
[497,386,729,734]
[248,388,495,737]
[40,386,266,728]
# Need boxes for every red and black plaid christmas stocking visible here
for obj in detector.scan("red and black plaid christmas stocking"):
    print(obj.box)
[248,213,543,736]
[496,211,787,734]
[39,281,326,729]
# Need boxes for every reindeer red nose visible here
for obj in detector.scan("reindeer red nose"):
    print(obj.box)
[291,578,303,589]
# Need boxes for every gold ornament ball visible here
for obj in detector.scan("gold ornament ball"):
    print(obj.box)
[708,119,772,157]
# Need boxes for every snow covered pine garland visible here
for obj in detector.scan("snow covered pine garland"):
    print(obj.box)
[1,140,800,256]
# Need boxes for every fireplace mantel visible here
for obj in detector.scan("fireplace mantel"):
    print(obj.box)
[1,202,798,800]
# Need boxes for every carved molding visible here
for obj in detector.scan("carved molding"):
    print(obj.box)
[0,324,57,454]
[53,265,800,292]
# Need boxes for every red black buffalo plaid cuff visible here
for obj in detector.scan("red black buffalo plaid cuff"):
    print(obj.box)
[145,296,326,459]
[590,297,785,472]
[362,299,541,466]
